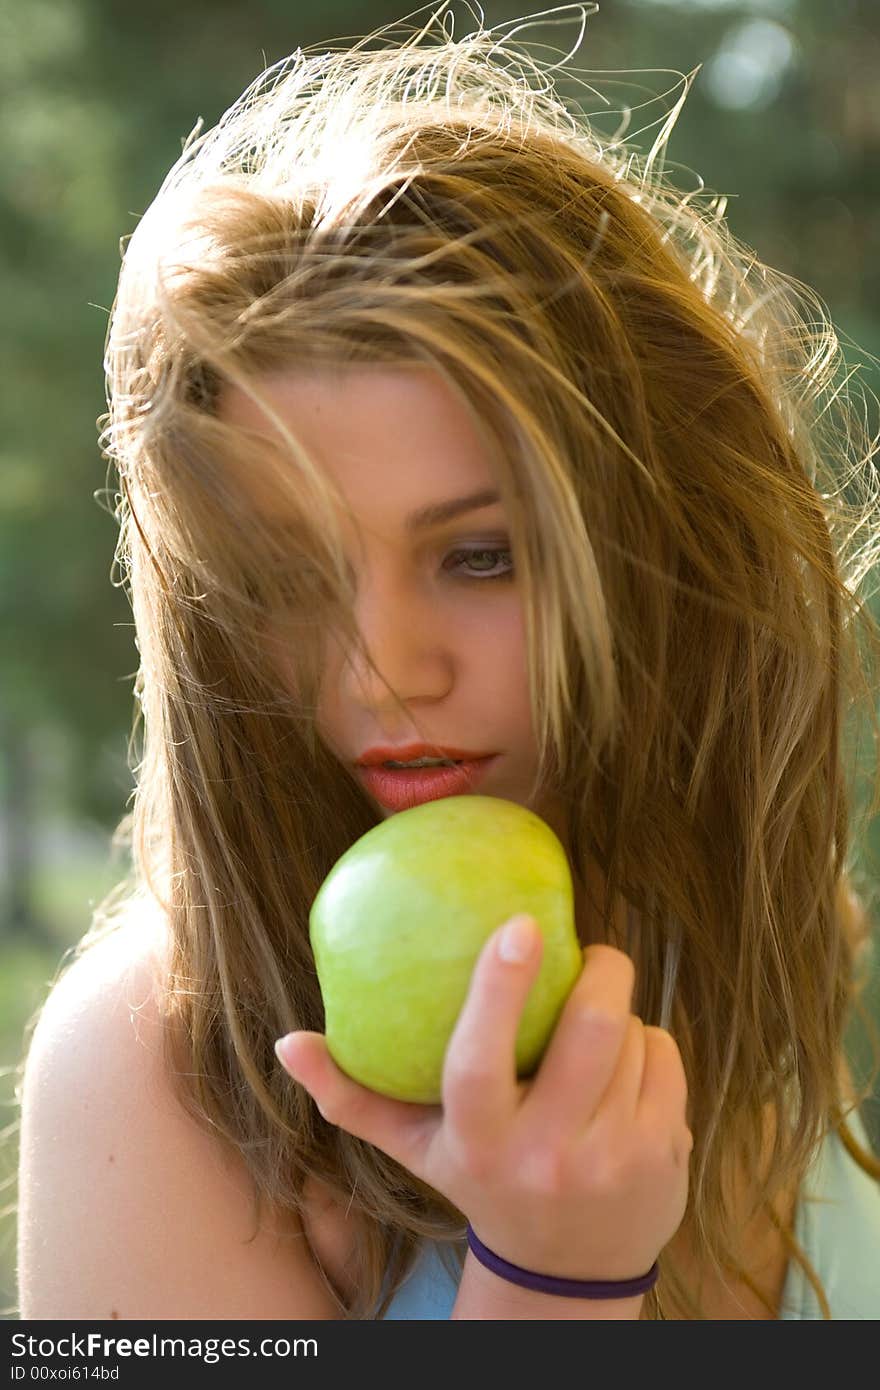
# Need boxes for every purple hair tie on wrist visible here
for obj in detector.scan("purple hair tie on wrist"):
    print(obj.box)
[466,1223,659,1300]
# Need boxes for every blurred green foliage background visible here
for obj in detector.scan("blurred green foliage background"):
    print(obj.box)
[2,0,879,1317]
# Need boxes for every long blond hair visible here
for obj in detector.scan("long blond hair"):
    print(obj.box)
[59,4,880,1317]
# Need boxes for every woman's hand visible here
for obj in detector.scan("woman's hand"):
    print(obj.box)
[275,915,692,1282]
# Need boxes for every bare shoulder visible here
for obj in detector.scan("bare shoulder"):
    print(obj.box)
[26,896,172,1080]
[17,894,339,1320]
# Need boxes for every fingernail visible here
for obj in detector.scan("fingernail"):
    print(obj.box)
[498,915,537,963]
[274,1034,298,1070]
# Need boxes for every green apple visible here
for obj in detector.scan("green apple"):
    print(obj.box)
[309,794,583,1103]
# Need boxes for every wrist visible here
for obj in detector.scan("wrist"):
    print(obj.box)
[452,1248,645,1320]
[465,1222,659,1302]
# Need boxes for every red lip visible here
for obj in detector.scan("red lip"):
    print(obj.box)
[354,742,495,766]
[355,756,498,812]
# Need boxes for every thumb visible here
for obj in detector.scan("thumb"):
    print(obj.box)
[274,1031,441,1170]
[274,1031,333,1103]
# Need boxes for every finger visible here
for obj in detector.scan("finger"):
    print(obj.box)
[637,1026,688,1113]
[515,943,636,1137]
[589,1014,646,1132]
[275,1031,441,1173]
[441,914,544,1149]
[637,1026,692,1161]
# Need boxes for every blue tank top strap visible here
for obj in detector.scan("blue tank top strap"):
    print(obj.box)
[778,1107,880,1319]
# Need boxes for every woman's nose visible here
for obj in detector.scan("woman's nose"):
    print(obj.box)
[341,577,452,708]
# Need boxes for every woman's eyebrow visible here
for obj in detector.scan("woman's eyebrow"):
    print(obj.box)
[405,488,501,531]
[258,488,503,540]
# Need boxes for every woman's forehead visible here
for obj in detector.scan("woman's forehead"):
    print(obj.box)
[215,365,505,536]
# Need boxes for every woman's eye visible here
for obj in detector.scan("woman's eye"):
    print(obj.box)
[443,545,514,581]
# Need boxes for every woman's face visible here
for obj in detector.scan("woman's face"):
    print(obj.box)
[219,363,610,942]
[220,365,566,833]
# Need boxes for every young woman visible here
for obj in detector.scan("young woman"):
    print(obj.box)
[17,5,880,1319]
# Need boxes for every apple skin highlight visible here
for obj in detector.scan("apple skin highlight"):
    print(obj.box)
[309,794,583,1103]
